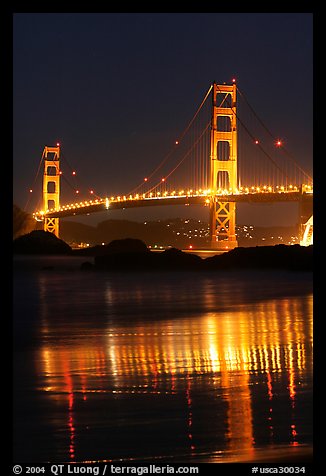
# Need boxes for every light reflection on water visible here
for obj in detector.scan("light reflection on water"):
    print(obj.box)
[13,265,313,463]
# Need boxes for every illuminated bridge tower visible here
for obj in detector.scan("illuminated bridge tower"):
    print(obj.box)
[42,145,60,237]
[209,82,238,249]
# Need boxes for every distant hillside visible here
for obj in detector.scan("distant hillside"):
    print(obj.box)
[13,204,42,239]
[59,218,299,248]
[60,218,185,247]
[13,204,300,249]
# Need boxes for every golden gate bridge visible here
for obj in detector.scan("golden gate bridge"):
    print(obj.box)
[31,81,313,249]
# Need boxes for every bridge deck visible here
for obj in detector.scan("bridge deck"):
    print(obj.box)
[34,191,313,220]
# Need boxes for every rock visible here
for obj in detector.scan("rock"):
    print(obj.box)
[203,244,312,271]
[13,230,72,255]
[80,261,94,271]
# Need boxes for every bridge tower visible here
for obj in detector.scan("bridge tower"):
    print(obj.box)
[42,145,60,237]
[209,82,238,249]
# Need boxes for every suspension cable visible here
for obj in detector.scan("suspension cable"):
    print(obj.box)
[23,148,46,211]
[127,84,213,195]
[236,86,312,182]
[215,84,294,183]
[145,121,211,194]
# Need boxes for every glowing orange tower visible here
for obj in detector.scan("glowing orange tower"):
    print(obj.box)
[210,82,238,249]
[42,145,60,237]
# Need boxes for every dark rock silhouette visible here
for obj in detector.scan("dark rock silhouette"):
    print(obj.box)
[13,231,312,272]
[154,247,202,270]
[94,238,150,270]
[203,244,312,272]
[104,238,149,254]
[80,261,94,271]
[13,230,72,255]
[93,239,312,272]
[94,240,202,270]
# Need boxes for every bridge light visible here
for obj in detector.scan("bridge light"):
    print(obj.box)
[90,190,94,194]
[232,78,236,83]
[175,140,179,145]
[56,142,60,146]
[72,171,76,175]
[144,177,148,182]
[162,178,165,182]
[275,139,282,147]
[254,139,259,145]
[29,189,33,193]
[76,190,79,194]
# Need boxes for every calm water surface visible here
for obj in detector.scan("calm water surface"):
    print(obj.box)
[13,256,313,463]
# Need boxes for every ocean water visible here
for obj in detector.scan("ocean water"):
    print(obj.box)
[13,256,313,464]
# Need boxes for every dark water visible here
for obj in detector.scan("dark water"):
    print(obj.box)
[13,256,313,464]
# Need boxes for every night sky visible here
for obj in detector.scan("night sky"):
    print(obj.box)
[13,12,313,226]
